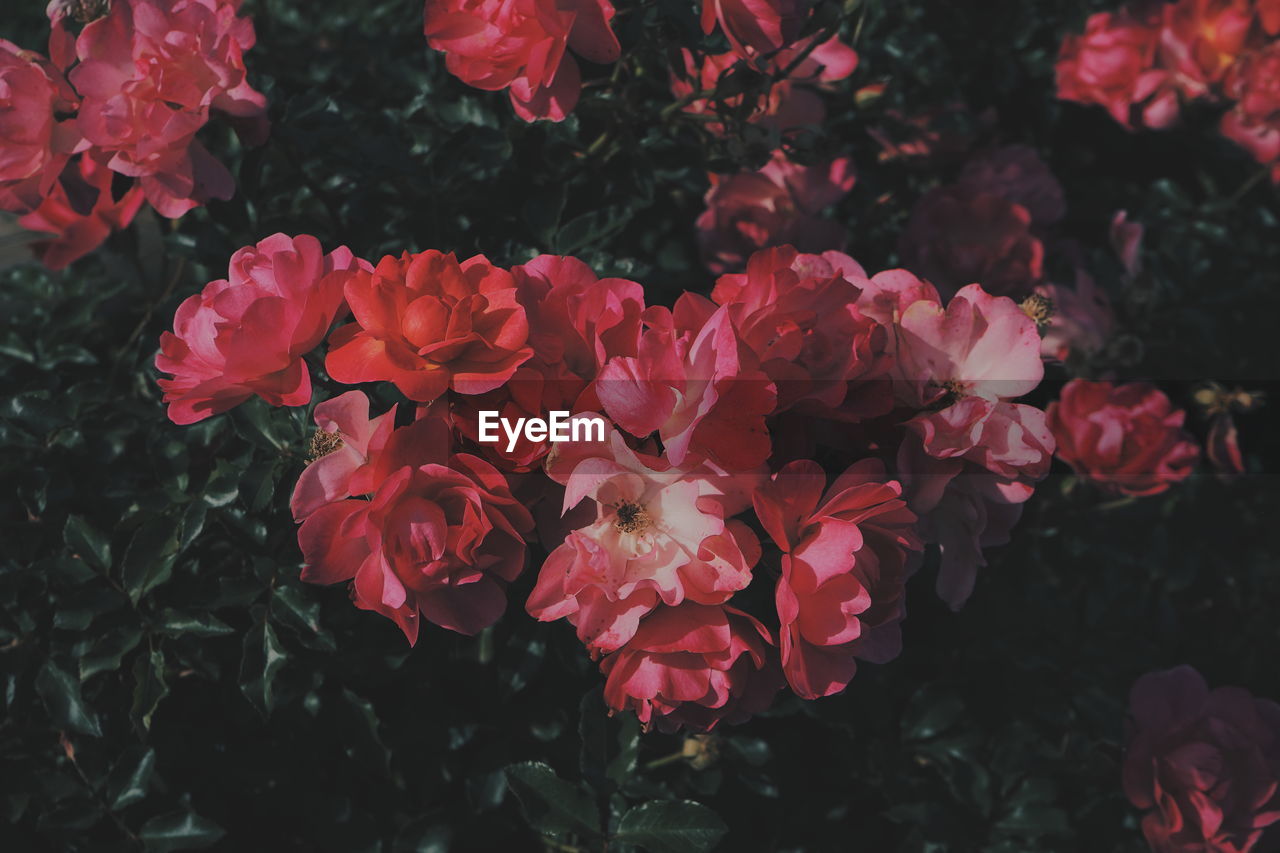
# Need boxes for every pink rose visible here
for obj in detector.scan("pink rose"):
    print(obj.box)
[527,417,762,654]
[18,153,145,270]
[1048,379,1200,497]
[899,184,1045,299]
[1125,666,1280,853]
[290,391,400,522]
[155,233,362,424]
[704,245,891,416]
[298,413,534,643]
[1056,8,1176,129]
[424,0,620,122]
[0,39,81,214]
[754,459,921,699]
[54,0,268,217]
[697,151,855,274]
[859,272,1053,482]
[596,302,776,470]
[599,603,782,732]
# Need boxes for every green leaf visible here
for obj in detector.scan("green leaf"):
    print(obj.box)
[239,610,287,716]
[131,649,169,733]
[155,609,234,638]
[272,584,322,634]
[35,660,101,737]
[105,746,156,811]
[504,761,601,839]
[64,515,111,571]
[614,800,728,853]
[121,516,181,602]
[139,811,226,852]
[201,459,241,508]
[80,626,144,679]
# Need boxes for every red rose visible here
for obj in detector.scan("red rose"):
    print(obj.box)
[704,245,890,415]
[1125,666,1280,853]
[1047,379,1200,497]
[298,414,534,643]
[1221,43,1280,180]
[450,255,645,470]
[596,302,776,470]
[1159,0,1263,100]
[899,184,1045,299]
[697,151,855,274]
[325,250,533,403]
[0,38,81,214]
[53,0,268,217]
[18,153,144,270]
[754,459,921,699]
[156,233,360,424]
[424,0,620,122]
[600,603,782,732]
[1056,8,1176,129]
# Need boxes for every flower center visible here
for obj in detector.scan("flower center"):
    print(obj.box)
[614,501,652,534]
[308,430,344,461]
[66,0,110,23]
[1019,293,1054,329]
[926,379,968,410]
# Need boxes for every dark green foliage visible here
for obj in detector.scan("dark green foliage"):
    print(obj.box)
[2,0,1278,850]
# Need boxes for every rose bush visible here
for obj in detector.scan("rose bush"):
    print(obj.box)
[2,0,1276,850]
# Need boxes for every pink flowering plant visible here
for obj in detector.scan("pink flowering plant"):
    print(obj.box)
[3,0,1279,851]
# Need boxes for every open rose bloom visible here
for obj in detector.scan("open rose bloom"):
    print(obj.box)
[1048,379,1200,497]
[424,0,621,121]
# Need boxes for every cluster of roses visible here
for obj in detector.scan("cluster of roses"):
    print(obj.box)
[0,0,265,270]
[680,33,861,274]
[1125,666,1280,853]
[155,232,1062,731]
[1057,0,1280,182]
[423,0,820,122]
[423,0,861,273]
